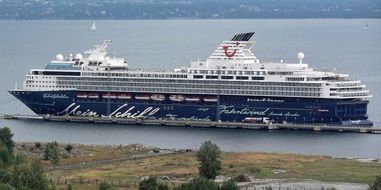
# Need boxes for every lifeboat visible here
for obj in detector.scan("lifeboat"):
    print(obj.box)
[117,93,132,100]
[169,95,185,102]
[185,96,200,102]
[135,94,150,100]
[203,96,218,103]
[88,93,99,99]
[151,94,165,101]
[102,93,117,99]
[76,92,88,98]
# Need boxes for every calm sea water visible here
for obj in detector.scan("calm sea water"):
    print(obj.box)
[0,19,380,158]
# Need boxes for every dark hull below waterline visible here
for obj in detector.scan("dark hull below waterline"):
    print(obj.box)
[9,90,373,126]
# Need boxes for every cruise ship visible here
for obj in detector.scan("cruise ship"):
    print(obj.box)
[9,32,373,126]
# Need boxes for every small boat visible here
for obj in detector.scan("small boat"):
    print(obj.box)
[102,93,117,99]
[135,94,150,100]
[364,23,369,30]
[91,22,96,31]
[76,93,88,98]
[185,96,201,102]
[117,93,132,99]
[88,93,99,99]
[203,96,218,102]
[151,94,165,101]
[169,95,184,102]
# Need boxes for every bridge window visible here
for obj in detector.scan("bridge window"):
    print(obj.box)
[206,75,218,79]
[221,76,233,79]
[252,76,264,80]
[236,76,249,80]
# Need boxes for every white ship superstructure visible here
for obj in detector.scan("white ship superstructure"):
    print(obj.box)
[11,32,372,126]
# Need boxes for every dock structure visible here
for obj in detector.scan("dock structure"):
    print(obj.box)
[1,114,380,134]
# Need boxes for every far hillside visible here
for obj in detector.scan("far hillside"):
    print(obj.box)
[0,0,380,19]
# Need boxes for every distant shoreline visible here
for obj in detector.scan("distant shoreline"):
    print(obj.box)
[0,18,380,21]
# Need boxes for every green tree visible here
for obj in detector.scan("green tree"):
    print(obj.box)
[50,183,57,190]
[139,177,158,190]
[220,179,239,190]
[0,168,11,184]
[99,182,113,190]
[0,127,15,155]
[64,145,74,154]
[196,141,222,179]
[9,159,49,190]
[0,127,49,190]
[174,177,219,190]
[368,176,381,190]
[0,183,15,190]
[157,183,170,190]
[0,146,12,165]
[44,141,60,166]
[35,142,42,149]
[321,188,336,190]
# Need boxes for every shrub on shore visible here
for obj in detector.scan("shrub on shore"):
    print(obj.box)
[44,141,60,166]
[368,175,381,190]
[196,140,222,180]
[99,182,113,190]
[0,127,51,190]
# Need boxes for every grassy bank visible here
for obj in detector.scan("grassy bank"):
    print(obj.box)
[15,142,381,189]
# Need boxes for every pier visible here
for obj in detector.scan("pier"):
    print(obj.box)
[1,114,380,134]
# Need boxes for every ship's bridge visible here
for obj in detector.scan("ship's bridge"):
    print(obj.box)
[47,40,128,72]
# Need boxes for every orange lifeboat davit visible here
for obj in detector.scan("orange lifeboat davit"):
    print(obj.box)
[88,93,99,99]
[76,92,88,98]
[203,96,218,103]
[169,95,185,102]
[185,96,201,102]
[102,93,117,99]
[151,94,165,101]
[117,93,132,100]
[135,94,150,100]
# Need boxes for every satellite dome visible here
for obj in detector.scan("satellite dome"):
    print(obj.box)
[297,52,304,64]
[56,54,64,61]
[75,53,83,59]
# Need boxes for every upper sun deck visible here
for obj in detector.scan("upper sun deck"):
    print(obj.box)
[46,40,128,72]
